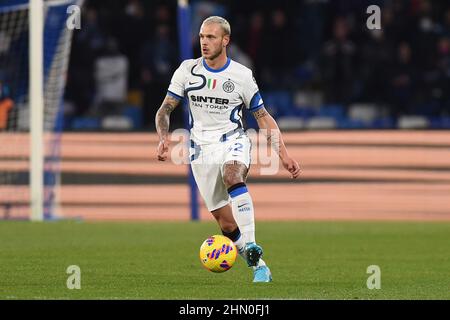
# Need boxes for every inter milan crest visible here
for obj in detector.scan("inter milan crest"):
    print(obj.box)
[223,80,235,93]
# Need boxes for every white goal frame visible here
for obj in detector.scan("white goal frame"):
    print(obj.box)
[30,0,44,221]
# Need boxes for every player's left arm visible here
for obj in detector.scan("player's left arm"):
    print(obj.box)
[253,107,301,179]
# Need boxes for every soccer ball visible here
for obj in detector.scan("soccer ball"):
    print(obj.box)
[199,235,237,273]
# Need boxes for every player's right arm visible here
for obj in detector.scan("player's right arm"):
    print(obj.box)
[155,59,188,161]
[155,95,181,161]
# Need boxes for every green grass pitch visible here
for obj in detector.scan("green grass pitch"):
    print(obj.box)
[0,220,449,299]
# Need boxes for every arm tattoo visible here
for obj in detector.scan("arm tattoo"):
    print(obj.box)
[252,106,287,159]
[252,107,281,154]
[253,107,278,145]
[160,102,176,115]
[267,130,281,154]
[155,96,179,140]
[253,107,269,120]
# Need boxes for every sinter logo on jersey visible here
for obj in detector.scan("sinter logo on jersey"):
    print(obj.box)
[190,95,230,112]
[193,79,232,113]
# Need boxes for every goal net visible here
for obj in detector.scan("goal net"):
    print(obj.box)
[0,0,81,220]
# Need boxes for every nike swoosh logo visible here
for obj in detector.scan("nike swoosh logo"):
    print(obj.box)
[189,81,198,85]
[237,203,249,208]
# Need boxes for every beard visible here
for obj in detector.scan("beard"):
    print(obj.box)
[204,46,223,60]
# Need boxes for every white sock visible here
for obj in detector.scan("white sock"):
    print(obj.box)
[233,233,247,261]
[253,258,266,270]
[222,227,247,261]
[228,184,256,244]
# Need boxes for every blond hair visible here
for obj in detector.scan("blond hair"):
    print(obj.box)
[201,16,231,36]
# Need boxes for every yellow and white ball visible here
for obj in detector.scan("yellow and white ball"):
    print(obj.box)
[199,235,237,273]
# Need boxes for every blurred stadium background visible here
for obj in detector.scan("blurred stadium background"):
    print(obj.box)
[1,0,450,222]
[62,0,450,131]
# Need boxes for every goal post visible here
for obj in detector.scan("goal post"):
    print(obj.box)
[0,0,82,221]
[30,0,44,221]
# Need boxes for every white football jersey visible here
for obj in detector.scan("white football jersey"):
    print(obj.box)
[167,57,264,145]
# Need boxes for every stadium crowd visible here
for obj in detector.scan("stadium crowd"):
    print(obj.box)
[64,0,450,130]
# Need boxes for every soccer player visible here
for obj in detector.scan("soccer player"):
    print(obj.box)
[155,16,300,282]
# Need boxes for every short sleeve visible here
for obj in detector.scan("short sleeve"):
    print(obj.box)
[242,71,264,112]
[167,62,187,100]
